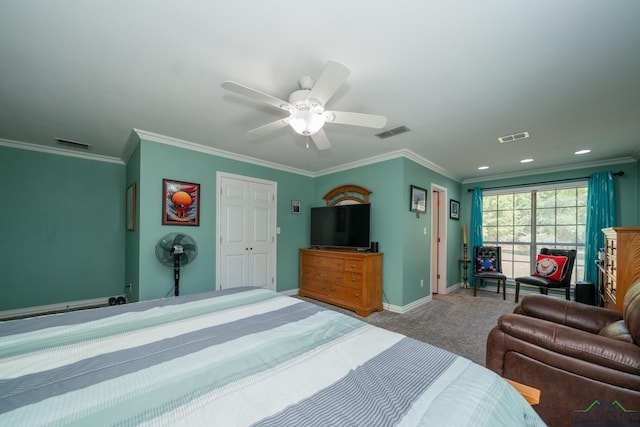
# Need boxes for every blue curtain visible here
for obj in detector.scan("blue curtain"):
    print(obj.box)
[584,172,616,288]
[469,187,484,287]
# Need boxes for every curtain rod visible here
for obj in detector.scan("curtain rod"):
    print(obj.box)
[467,171,624,192]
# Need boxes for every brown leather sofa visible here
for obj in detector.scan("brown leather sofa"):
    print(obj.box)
[486,279,640,427]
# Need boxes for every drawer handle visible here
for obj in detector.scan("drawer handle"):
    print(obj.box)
[321,286,326,290]
[350,264,356,268]
[354,293,360,298]
[351,277,356,282]
[331,287,336,292]
[337,275,342,279]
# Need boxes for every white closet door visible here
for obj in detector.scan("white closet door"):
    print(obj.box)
[218,173,276,290]
[248,182,274,288]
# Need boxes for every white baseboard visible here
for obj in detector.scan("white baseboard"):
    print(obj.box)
[279,288,299,297]
[0,295,125,320]
[440,283,465,294]
[385,294,432,314]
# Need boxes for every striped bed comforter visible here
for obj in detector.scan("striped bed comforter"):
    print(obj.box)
[0,287,545,426]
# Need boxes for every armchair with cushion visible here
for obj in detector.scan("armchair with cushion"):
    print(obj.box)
[486,279,640,427]
[515,247,577,303]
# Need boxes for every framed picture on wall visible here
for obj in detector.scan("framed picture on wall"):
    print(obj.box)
[162,179,200,226]
[410,185,427,217]
[291,200,301,214]
[450,199,460,220]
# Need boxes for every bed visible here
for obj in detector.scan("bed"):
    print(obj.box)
[0,287,544,426]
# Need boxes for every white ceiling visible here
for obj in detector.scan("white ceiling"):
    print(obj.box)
[1,1,639,181]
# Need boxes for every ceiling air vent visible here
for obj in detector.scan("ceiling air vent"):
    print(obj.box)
[498,131,529,144]
[375,125,411,139]
[55,137,90,150]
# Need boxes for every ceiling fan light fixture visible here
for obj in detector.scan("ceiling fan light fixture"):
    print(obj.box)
[288,109,325,136]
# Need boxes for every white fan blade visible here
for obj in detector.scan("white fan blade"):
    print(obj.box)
[326,111,387,129]
[311,128,331,150]
[247,118,289,136]
[306,61,350,107]
[221,81,291,111]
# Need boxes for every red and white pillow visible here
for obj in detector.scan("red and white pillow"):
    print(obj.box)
[533,254,568,281]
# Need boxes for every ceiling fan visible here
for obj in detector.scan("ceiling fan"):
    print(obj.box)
[221,61,387,150]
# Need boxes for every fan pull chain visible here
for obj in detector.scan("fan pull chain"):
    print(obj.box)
[306,136,310,149]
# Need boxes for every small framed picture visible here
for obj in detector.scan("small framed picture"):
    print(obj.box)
[291,200,301,214]
[162,179,200,226]
[450,199,460,220]
[410,185,427,217]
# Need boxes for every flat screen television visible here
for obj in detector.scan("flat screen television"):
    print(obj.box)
[310,203,371,249]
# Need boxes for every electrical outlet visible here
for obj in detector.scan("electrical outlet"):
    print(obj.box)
[423,227,427,235]
[420,279,424,288]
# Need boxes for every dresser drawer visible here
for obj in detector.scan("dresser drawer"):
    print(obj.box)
[343,272,363,289]
[301,254,316,267]
[344,260,363,273]
[301,265,316,278]
[329,284,363,305]
[307,269,339,281]
[301,278,328,294]
[314,256,345,270]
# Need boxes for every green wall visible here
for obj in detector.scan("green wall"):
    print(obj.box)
[0,145,125,310]
[130,138,314,302]
[313,157,462,307]
[2,139,638,313]
[401,158,463,303]
[124,142,141,302]
[314,159,404,305]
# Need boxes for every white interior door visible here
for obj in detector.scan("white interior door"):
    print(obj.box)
[217,173,276,290]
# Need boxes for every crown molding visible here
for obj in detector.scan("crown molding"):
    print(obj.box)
[0,137,124,164]
[461,157,638,185]
[313,148,462,182]
[130,130,462,181]
[2,131,461,181]
[6,132,634,185]
[130,129,315,177]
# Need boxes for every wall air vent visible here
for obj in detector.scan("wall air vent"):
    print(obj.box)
[498,131,530,144]
[55,138,90,150]
[375,125,411,139]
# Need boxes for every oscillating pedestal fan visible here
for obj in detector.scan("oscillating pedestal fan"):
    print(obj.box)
[155,233,198,296]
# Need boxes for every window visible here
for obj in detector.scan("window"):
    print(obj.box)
[482,184,588,282]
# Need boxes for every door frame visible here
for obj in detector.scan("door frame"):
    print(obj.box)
[216,171,278,290]
[430,184,448,294]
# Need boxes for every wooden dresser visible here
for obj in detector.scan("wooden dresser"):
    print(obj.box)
[602,227,640,311]
[299,248,383,317]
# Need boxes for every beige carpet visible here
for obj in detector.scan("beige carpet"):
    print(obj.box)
[299,286,518,366]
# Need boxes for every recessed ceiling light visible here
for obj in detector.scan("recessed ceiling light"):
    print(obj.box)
[478,166,489,170]
[520,158,534,163]
[575,149,591,155]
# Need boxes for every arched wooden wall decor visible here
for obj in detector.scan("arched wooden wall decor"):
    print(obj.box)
[323,184,372,206]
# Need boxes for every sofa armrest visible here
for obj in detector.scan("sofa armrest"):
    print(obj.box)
[496,313,640,374]
[516,295,623,334]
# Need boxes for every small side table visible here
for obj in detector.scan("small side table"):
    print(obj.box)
[504,378,540,405]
